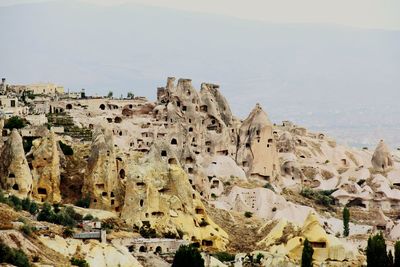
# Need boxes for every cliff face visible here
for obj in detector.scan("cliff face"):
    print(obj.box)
[120,142,229,250]
[0,129,33,198]
[83,127,124,212]
[31,130,62,203]
[236,104,279,181]
[371,140,393,172]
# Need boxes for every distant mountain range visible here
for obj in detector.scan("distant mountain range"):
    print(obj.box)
[1,0,399,147]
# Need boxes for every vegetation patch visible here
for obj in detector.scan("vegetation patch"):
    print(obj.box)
[172,244,204,267]
[75,195,90,208]
[300,187,336,207]
[0,241,30,267]
[4,116,26,130]
[212,251,235,262]
[0,190,38,215]
[37,202,81,227]
[70,257,89,267]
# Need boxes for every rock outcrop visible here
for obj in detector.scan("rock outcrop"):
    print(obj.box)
[31,130,62,202]
[258,212,361,265]
[0,129,33,198]
[83,127,124,212]
[371,140,393,172]
[236,104,279,181]
[120,141,229,250]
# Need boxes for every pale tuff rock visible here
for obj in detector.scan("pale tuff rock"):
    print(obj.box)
[39,235,143,267]
[83,126,124,212]
[277,131,296,153]
[31,130,62,203]
[279,153,303,188]
[0,129,33,198]
[204,155,247,197]
[5,76,400,257]
[120,141,229,250]
[371,140,393,171]
[215,186,313,225]
[236,103,279,181]
[258,212,360,265]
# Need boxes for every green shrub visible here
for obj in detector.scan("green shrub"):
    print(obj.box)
[300,187,336,207]
[20,224,34,237]
[0,189,6,203]
[21,198,31,211]
[244,211,253,218]
[263,183,275,192]
[37,202,77,227]
[255,253,264,263]
[212,251,235,262]
[139,225,157,238]
[83,214,94,221]
[28,202,38,215]
[163,231,179,239]
[37,202,53,222]
[63,227,74,238]
[0,191,39,215]
[75,195,90,208]
[395,241,400,267]
[0,241,30,267]
[9,195,22,210]
[70,257,89,267]
[367,233,389,267]
[59,141,73,156]
[301,239,314,267]
[53,203,61,213]
[172,245,204,267]
[343,207,350,237]
[4,116,26,130]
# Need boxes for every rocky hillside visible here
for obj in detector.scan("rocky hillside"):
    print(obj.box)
[1,77,400,266]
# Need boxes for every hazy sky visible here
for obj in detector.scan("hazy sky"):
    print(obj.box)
[0,0,399,147]
[1,0,400,30]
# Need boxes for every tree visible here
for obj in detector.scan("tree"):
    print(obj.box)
[107,91,113,98]
[301,238,314,267]
[70,257,89,267]
[394,241,400,267]
[37,202,53,222]
[212,252,235,262]
[127,92,134,99]
[63,227,74,238]
[366,232,389,267]
[75,195,91,208]
[4,116,26,130]
[343,206,350,237]
[0,241,30,267]
[21,198,31,211]
[29,202,38,215]
[172,245,204,267]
